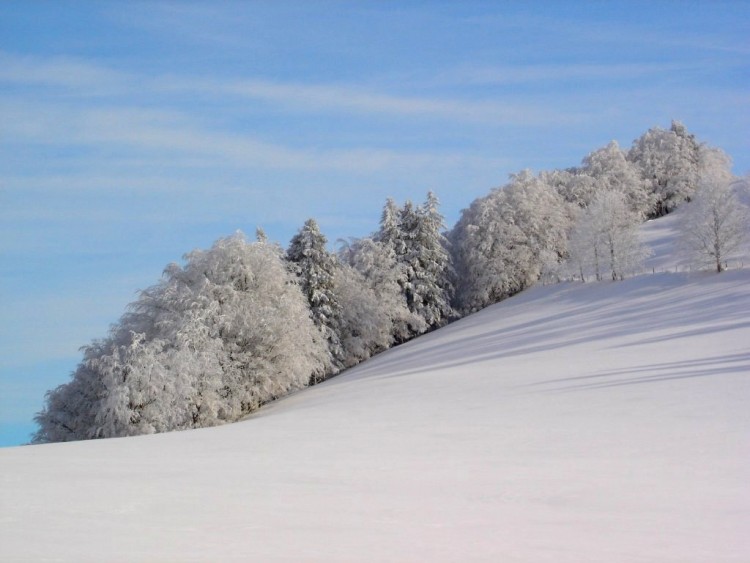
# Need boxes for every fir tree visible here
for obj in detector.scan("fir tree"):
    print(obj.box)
[406,192,455,328]
[287,218,344,377]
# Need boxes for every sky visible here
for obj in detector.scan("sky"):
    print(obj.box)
[1,0,748,447]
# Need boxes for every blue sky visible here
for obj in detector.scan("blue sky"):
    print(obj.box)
[1,1,748,446]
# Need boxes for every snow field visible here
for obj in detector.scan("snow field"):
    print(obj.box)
[2,266,749,561]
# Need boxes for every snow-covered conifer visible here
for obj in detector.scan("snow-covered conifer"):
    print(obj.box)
[376,197,407,257]
[400,192,455,329]
[287,218,344,376]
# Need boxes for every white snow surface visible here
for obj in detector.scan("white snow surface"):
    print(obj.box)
[2,221,750,562]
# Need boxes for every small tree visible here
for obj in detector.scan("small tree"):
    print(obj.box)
[679,178,748,272]
[568,191,651,281]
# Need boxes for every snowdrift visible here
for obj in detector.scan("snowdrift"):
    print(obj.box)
[2,269,749,562]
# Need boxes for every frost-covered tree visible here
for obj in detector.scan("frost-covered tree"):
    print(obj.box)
[376,197,407,257]
[400,192,455,329]
[567,191,651,281]
[373,194,453,334]
[33,346,109,442]
[287,218,344,376]
[542,168,598,210]
[35,234,327,442]
[566,209,602,281]
[333,259,417,367]
[451,171,570,312]
[628,120,704,217]
[340,236,424,344]
[581,141,654,217]
[679,167,748,273]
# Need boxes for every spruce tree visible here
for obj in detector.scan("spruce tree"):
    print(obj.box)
[287,218,344,377]
[408,192,455,328]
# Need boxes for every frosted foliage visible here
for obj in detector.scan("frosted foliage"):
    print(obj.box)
[581,141,654,217]
[287,218,343,374]
[33,354,106,442]
[35,234,326,442]
[628,120,707,217]
[334,264,402,367]
[376,197,406,257]
[375,194,454,335]
[401,192,455,329]
[567,191,651,281]
[452,170,570,312]
[679,173,749,273]
[342,237,425,344]
[542,168,598,210]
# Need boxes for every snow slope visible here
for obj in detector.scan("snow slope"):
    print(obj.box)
[2,232,750,561]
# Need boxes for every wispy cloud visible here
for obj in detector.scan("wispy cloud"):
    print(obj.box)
[156,75,587,126]
[438,62,699,86]
[0,51,588,127]
[1,98,509,174]
[0,52,133,94]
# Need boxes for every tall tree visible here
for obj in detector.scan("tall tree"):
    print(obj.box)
[407,192,455,328]
[375,195,452,337]
[376,197,406,257]
[385,194,456,331]
[287,218,344,376]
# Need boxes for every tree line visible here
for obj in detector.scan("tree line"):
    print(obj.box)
[34,121,748,442]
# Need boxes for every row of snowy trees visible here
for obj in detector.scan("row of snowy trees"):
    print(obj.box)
[450,120,744,312]
[35,121,747,442]
[35,193,455,442]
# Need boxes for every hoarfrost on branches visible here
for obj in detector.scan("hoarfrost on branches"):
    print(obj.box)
[35,234,326,442]
[287,218,345,377]
[451,170,570,312]
[679,164,749,273]
[567,191,652,281]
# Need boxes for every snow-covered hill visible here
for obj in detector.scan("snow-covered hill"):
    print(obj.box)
[2,223,749,562]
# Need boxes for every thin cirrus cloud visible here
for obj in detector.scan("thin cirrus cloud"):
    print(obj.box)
[154,75,587,126]
[439,62,698,86]
[2,99,509,176]
[0,52,132,94]
[0,50,589,127]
